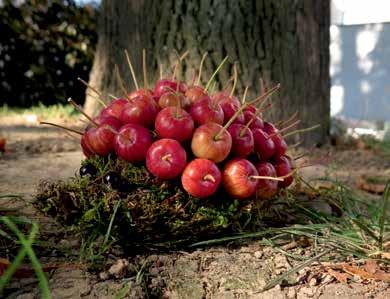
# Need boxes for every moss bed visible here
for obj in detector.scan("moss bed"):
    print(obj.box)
[34,155,329,252]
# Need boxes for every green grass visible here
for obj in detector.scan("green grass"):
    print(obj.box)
[0,103,80,120]
[0,216,51,299]
[361,136,390,158]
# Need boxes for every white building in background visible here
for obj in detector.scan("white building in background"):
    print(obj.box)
[330,0,390,129]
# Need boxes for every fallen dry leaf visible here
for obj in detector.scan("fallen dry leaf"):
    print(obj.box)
[326,268,351,283]
[0,257,10,276]
[364,259,379,274]
[357,176,386,194]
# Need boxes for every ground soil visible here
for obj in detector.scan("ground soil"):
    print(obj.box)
[1,120,390,298]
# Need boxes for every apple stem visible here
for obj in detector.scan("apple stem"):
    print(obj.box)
[268,119,301,139]
[282,124,320,139]
[259,78,266,96]
[203,174,216,183]
[205,56,229,91]
[159,63,163,79]
[229,63,238,97]
[289,139,303,148]
[239,102,273,137]
[108,94,118,100]
[114,64,130,100]
[250,175,284,182]
[196,52,208,86]
[172,50,189,80]
[161,154,172,161]
[241,85,249,105]
[142,48,148,90]
[77,77,107,108]
[68,98,99,127]
[275,111,299,128]
[39,121,83,135]
[215,84,280,140]
[124,49,139,91]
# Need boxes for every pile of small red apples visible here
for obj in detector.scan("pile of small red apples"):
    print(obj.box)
[49,56,300,201]
[86,87,298,200]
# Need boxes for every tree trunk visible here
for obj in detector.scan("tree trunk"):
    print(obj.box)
[85,0,330,145]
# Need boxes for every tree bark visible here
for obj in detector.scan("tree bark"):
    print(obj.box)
[85,0,330,145]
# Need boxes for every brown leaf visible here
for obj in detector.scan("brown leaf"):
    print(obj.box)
[364,259,379,274]
[343,264,374,280]
[357,176,386,194]
[0,257,10,276]
[326,268,351,283]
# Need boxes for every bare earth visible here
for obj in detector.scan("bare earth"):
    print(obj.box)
[1,122,390,299]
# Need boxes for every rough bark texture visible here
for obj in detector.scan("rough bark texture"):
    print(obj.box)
[85,0,330,145]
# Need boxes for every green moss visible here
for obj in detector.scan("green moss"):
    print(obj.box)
[34,156,329,251]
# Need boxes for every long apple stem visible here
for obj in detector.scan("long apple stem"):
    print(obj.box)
[108,94,118,100]
[77,77,107,108]
[215,84,280,140]
[205,56,229,91]
[229,63,238,97]
[159,63,163,79]
[289,139,303,148]
[172,50,189,80]
[114,64,129,100]
[68,98,99,127]
[203,174,216,183]
[143,48,148,90]
[124,49,139,91]
[241,85,249,105]
[239,103,272,137]
[282,124,320,139]
[268,119,301,139]
[196,52,208,86]
[250,175,284,182]
[275,111,299,128]
[39,121,83,135]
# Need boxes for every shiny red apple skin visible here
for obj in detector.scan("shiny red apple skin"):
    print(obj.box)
[272,134,288,158]
[222,158,259,199]
[128,89,153,101]
[189,97,224,126]
[254,162,278,199]
[191,122,232,163]
[185,86,208,105]
[158,92,185,109]
[243,111,264,130]
[252,128,275,161]
[181,158,221,198]
[81,132,95,158]
[227,124,254,158]
[84,124,116,157]
[119,97,159,128]
[114,124,153,162]
[155,107,194,142]
[146,139,187,179]
[95,115,122,131]
[153,79,187,100]
[220,100,245,125]
[211,91,241,107]
[100,98,128,119]
[245,104,257,114]
[273,155,293,188]
[263,122,278,135]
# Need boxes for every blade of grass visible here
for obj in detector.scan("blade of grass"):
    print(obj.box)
[379,181,390,250]
[1,217,51,299]
[0,222,38,292]
[260,248,332,292]
[103,200,121,246]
